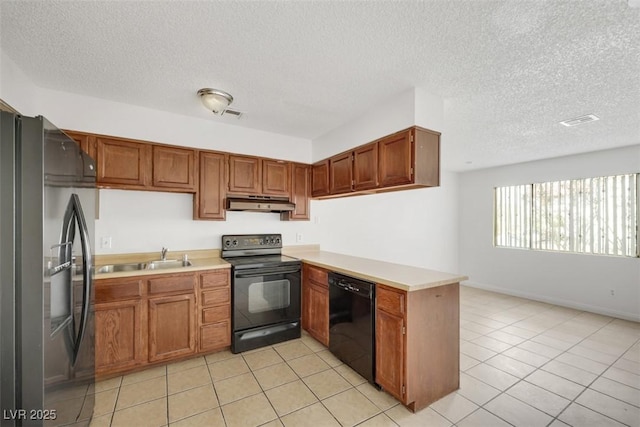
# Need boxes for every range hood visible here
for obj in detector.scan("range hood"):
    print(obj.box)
[226,195,295,213]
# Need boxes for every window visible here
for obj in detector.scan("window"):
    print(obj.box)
[494,174,639,257]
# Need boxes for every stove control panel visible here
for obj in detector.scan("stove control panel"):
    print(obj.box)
[222,234,282,251]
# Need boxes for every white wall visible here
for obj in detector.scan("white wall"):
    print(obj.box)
[312,88,459,273]
[96,190,320,254]
[459,145,640,321]
[315,171,459,273]
[0,50,39,115]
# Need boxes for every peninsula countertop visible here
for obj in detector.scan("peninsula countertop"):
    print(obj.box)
[283,248,467,292]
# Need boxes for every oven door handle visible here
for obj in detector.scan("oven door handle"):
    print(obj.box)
[236,266,301,278]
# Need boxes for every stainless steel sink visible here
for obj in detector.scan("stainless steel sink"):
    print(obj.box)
[147,260,193,270]
[96,259,192,274]
[97,262,147,274]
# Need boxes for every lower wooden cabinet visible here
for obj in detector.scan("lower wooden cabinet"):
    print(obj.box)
[95,299,147,374]
[375,286,406,401]
[94,268,231,377]
[302,264,329,346]
[198,270,231,352]
[375,283,460,412]
[148,293,196,362]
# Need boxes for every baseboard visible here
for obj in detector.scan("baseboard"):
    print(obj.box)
[462,280,640,323]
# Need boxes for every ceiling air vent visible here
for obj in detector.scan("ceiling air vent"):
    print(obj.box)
[221,109,243,119]
[560,114,599,127]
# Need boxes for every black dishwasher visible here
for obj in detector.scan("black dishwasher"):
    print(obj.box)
[328,272,376,384]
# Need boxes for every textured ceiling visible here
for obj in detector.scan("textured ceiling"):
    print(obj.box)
[1,1,639,171]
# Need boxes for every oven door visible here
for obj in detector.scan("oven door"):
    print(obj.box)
[232,264,301,332]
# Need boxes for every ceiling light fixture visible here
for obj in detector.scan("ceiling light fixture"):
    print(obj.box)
[559,114,599,127]
[197,88,233,114]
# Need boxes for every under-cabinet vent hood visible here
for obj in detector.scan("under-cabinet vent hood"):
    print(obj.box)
[226,196,295,213]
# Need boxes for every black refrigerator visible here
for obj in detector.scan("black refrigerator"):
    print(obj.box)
[1,113,96,426]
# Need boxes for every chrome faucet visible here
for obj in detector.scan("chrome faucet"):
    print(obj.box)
[161,247,168,261]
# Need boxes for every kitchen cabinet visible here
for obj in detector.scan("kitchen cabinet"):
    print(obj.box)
[63,129,96,160]
[195,151,227,220]
[152,145,197,191]
[228,155,261,194]
[283,163,311,221]
[353,142,379,191]
[96,136,151,188]
[262,159,291,196]
[94,268,231,377]
[94,277,147,376]
[378,127,439,189]
[375,283,459,412]
[198,270,231,352]
[375,285,406,401]
[302,264,329,346]
[312,160,330,197]
[313,126,440,199]
[147,274,197,362]
[329,151,353,194]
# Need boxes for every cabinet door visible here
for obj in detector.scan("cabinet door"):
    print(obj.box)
[148,294,196,362]
[330,152,353,194]
[95,299,146,375]
[375,309,405,401]
[378,129,413,187]
[311,160,330,197]
[287,163,311,220]
[262,159,291,195]
[196,151,226,220]
[63,130,96,160]
[152,145,196,191]
[308,283,329,346]
[96,137,151,187]
[353,142,379,191]
[228,155,261,194]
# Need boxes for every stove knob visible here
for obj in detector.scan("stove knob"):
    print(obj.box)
[232,239,238,246]
[224,239,231,247]
[275,237,281,244]
[260,239,264,245]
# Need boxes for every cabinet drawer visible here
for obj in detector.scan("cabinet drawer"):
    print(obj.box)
[200,270,230,289]
[201,288,230,307]
[202,306,230,324]
[148,274,195,295]
[304,264,328,288]
[377,285,405,316]
[200,321,230,351]
[95,279,144,303]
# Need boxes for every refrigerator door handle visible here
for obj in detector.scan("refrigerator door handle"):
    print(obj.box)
[71,194,92,366]
[60,194,93,365]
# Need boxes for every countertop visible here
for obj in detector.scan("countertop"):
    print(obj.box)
[95,247,467,291]
[283,248,467,292]
[94,249,230,280]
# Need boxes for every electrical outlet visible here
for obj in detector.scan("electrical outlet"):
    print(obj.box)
[296,233,304,243]
[100,236,112,249]
[610,289,615,296]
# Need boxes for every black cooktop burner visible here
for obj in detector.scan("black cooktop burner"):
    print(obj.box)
[223,254,300,270]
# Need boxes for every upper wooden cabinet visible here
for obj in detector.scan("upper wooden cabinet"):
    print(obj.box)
[284,163,311,221]
[228,155,261,194]
[90,134,197,193]
[96,137,151,188]
[63,129,96,160]
[262,159,290,196]
[353,142,379,191]
[313,126,440,199]
[329,152,353,194]
[152,145,197,191]
[312,160,330,197]
[195,151,226,221]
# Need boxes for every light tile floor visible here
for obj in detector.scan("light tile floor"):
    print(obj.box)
[89,286,640,426]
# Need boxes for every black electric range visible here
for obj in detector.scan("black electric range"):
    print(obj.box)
[221,234,301,353]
